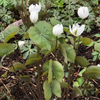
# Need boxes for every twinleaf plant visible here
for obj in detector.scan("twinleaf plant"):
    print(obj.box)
[0,0,100,100]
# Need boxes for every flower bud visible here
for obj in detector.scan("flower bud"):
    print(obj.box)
[69,23,85,36]
[78,6,89,19]
[18,41,25,47]
[53,24,63,36]
[29,2,41,13]
[30,11,38,24]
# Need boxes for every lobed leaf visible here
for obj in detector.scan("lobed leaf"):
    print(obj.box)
[35,21,56,41]
[28,26,51,51]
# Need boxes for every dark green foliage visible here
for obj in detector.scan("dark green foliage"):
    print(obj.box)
[41,0,100,32]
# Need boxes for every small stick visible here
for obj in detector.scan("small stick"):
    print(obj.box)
[0,79,14,100]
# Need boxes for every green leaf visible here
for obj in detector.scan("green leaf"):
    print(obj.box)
[80,37,91,46]
[72,86,82,97]
[48,59,53,83]
[35,21,56,41]
[60,81,69,88]
[28,26,51,51]
[24,32,29,38]
[0,43,14,57]
[50,18,61,26]
[43,80,52,100]
[45,44,59,56]
[9,62,26,72]
[1,73,7,78]
[4,25,19,43]
[73,82,79,87]
[41,71,48,76]
[70,37,75,46]
[62,44,76,63]
[88,41,96,47]
[93,33,100,37]
[25,53,42,65]
[19,75,31,82]
[52,61,64,82]
[75,56,90,67]
[79,68,86,76]
[59,44,67,63]
[63,27,72,34]
[51,80,61,97]
[43,60,49,71]
[77,77,84,86]
[4,31,17,43]
[94,43,100,52]
[43,60,64,82]
[83,66,100,79]
[58,37,66,44]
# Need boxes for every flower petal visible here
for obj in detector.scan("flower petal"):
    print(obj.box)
[29,2,41,13]
[30,11,38,23]
[29,4,35,13]
[53,24,63,36]
[77,25,85,36]
[78,6,89,19]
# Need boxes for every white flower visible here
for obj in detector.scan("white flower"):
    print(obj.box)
[78,6,89,19]
[53,24,63,36]
[18,41,25,47]
[30,11,38,24]
[29,2,41,13]
[69,24,85,36]
[97,64,100,67]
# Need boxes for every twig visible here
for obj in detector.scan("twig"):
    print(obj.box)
[0,79,14,100]
[1,66,9,70]
[90,96,100,100]
[51,52,57,61]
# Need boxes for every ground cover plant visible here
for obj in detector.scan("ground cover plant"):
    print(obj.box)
[0,0,100,100]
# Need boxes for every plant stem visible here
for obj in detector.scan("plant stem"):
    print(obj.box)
[15,0,18,5]
[37,46,42,100]
[55,36,58,59]
[56,36,58,51]
[66,63,74,99]
[27,83,38,100]
[45,0,47,12]
[76,36,81,54]
[73,37,76,50]
[30,82,39,98]
[20,82,31,100]
[83,79,89,94]
[37,46,40,55]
